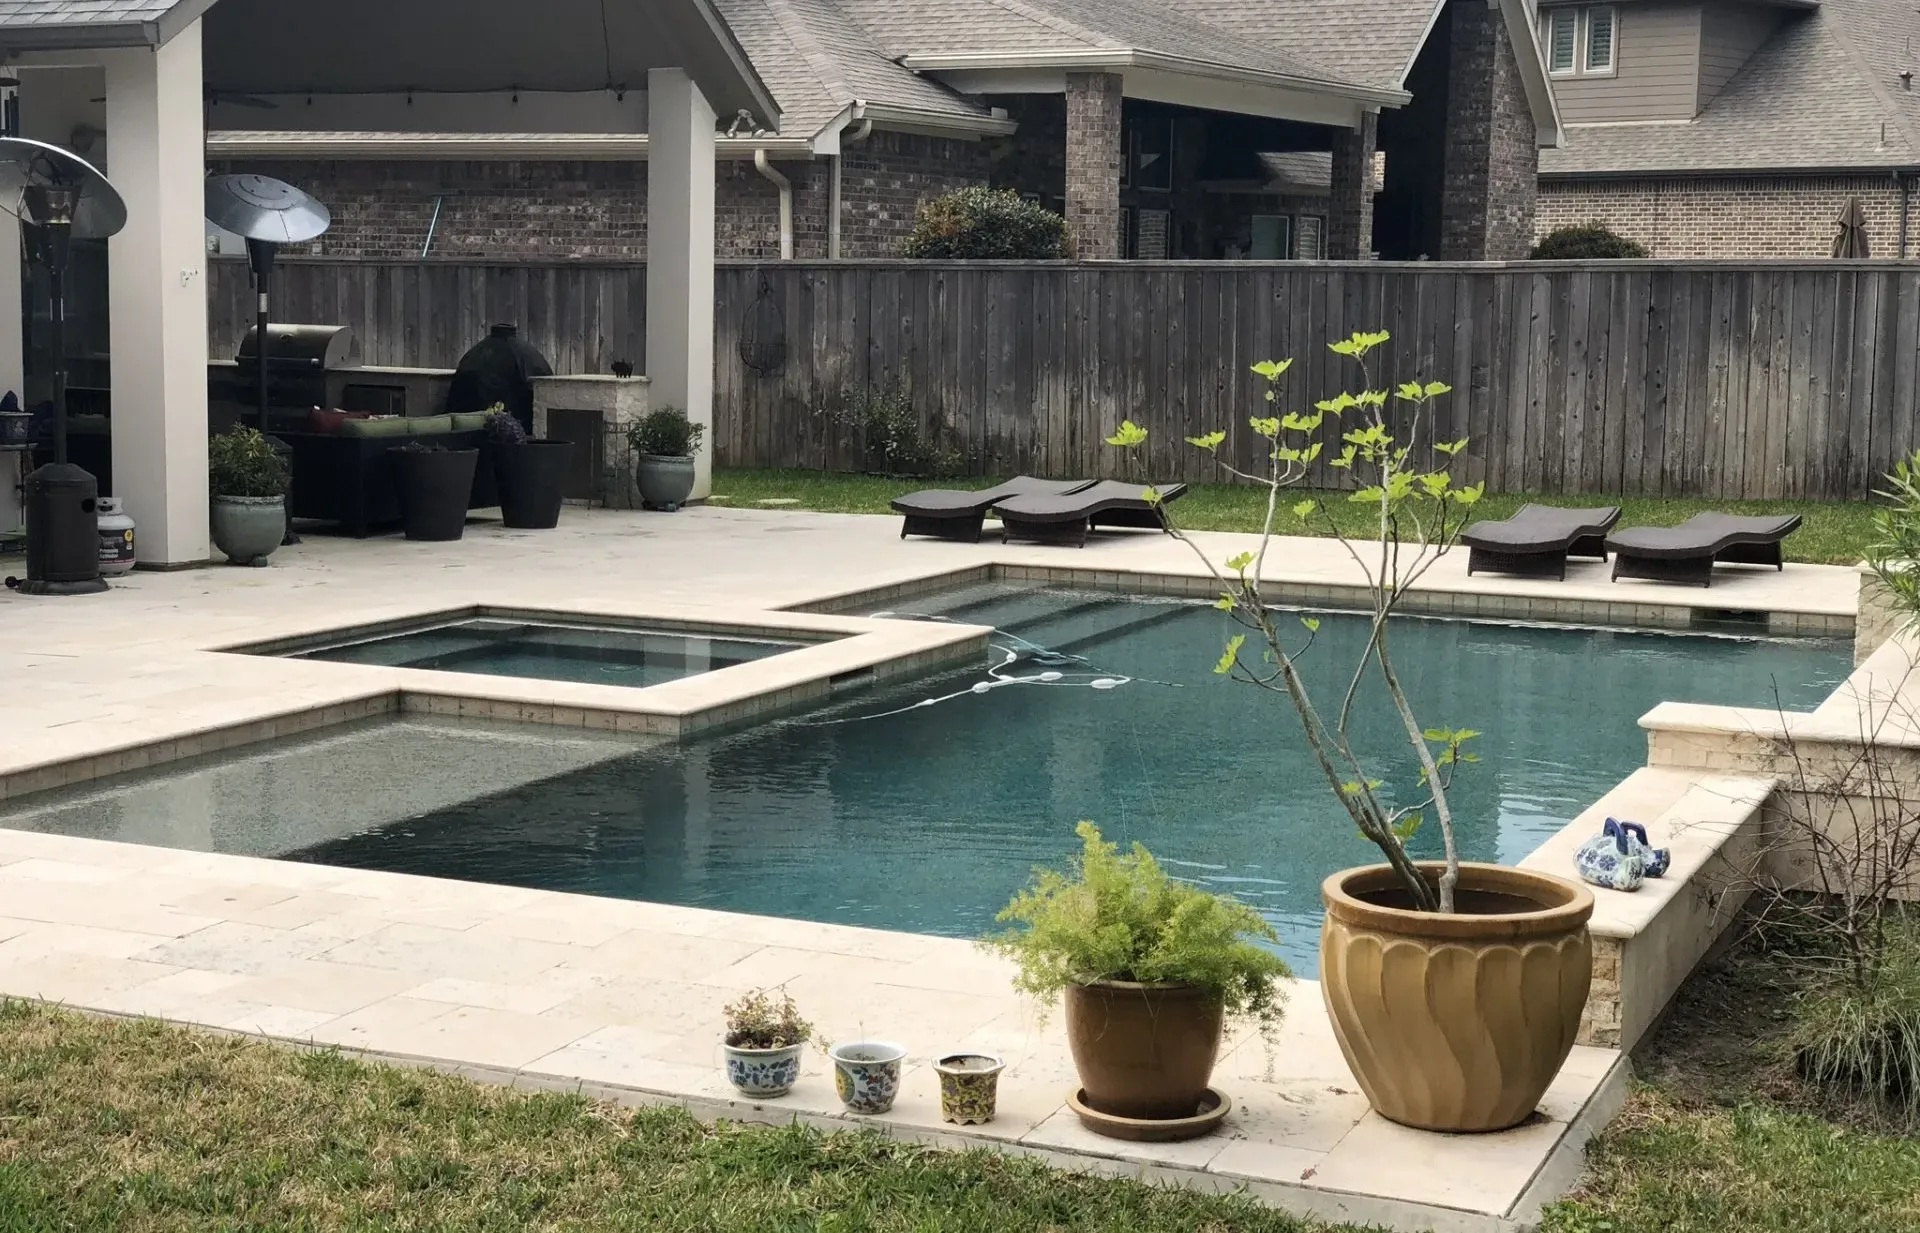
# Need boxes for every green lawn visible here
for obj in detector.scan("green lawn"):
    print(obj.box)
[710,468,1878,566]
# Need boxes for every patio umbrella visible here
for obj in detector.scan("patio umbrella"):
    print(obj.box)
[1831,197,1872,258]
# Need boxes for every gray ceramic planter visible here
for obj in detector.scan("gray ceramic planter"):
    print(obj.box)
[210,494,285,566]
[635,453,696,511]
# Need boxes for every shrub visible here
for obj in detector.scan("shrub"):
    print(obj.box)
[723,988,813,1050]
[628,407,705,458]
[207,426,289,498]
[483,404,526,446]
[813,383,966,478]
[984,822,1289,1032]
[1530,224,1649,259]
[1790,913,1920,1120]
[900,187,1068,260]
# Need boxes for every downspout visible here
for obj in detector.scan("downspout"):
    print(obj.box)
[1900,169,1912,259]
[830,102,873,260]
[753,149,793,260]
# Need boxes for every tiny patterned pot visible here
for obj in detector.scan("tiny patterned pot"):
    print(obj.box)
[829,1040,907,1114]
[934,1052,1005,1125]
[722,1042,803,1097]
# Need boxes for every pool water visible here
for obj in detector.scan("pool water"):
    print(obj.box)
[280,584,1850,972]
[290,617,806,689]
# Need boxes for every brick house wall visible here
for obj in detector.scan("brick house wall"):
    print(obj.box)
[1537,175,1915,259]
[1441,0,1539,259]
[218,129,987,262]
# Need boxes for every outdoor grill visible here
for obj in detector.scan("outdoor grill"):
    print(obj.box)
[232,322,353,411]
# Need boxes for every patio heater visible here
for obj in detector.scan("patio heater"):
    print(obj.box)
[0,137,127,596]
[204,173,330,544]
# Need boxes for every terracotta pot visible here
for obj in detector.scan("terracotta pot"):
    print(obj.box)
[1064,981,1224,1120]
[1320,862,1594,1133]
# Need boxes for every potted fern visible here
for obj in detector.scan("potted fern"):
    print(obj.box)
[987,822,1288,1140]
[628,407,704,511]
[208,425,290,566]
[1109,330,1594,1133]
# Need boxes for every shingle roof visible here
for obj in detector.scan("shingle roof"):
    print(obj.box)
[1542,0,1920,176]
[0,0,179,29]
[713,0,990,137]
[1162,0,1443,93]
[831,0,1375,94]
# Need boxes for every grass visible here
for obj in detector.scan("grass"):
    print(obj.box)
[709,468,1879,565]
[0,1001,1333,1233]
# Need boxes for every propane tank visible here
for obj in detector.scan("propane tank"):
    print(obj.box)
[95,496,135,576]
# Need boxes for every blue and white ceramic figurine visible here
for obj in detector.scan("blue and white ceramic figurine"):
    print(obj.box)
[1574,818,1672,891]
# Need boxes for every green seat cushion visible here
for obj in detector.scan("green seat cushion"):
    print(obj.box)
[408,414,455,435]
[338,416,412,438]
[450,412,491,431]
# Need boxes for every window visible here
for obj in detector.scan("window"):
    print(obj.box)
[1249,215,1291,260]
[1295,216,1324,261]
[1540,6,1617,77]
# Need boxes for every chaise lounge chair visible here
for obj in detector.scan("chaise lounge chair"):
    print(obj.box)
[1606,513,1803,587]
[1462,504,1622,580]
[993,480,1189,547]
[892,476,1095,542]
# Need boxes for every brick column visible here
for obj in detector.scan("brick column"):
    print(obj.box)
[1064,71,1123,259]
[1327,112,1378,259]
[1440,0,1539,260]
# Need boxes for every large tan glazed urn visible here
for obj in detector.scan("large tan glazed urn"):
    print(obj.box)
[1320,861,1595,1132]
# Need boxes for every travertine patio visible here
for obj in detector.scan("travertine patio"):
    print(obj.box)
[0,507,1862,1231]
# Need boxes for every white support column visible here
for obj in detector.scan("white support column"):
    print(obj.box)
[103,22,209,565]
[0,210,21,535]
[644,68,716,500]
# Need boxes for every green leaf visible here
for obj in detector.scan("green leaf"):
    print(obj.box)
[1348,485,1384,504]
[1142,486,1161,505]
[1424,380,1453,398]
[1215,593,1236,612]
[1291,498,1316,519]
[1422,727,1450,741]
[1105,420,1148,448]
[1300,616,1321,633]
[1392,813,1424,841]
[1248,415,1281,439]
[1225,550,1255,572]
[1394,380,1426,402]
[1185,430,1227,452]
[1250,358,1294,381]
[1434,438,1468,457]
[1214,635,1246,676]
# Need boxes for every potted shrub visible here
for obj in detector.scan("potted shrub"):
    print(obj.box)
[987,822,1288,1137]
[627,407,704,512]
[1110,330,1594,1133]
[208,425,290,567]
[722,988,812,1098]
[389,438,477,542]
[485,405,572,530]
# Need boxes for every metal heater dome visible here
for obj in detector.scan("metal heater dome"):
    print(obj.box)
[204,173,329,244]
[0,136,125,239]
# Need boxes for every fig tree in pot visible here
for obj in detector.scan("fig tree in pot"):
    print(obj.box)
[721,987,812,1098]
[1110,330,1595,1134]
[389,439,478,542]
[987,822,1288,1134]
[208,425,290,567]
[628,407,704,512]
[485,405,572,530]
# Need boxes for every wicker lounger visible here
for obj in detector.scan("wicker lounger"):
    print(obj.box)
[1462,504,1623,580]
[993,480,1189,547]
[1606,513,1803,587]
[891,475,1094,542]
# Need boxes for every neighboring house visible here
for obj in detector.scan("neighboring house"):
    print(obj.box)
[1537,0,1920,258]
[201,0,1560,263]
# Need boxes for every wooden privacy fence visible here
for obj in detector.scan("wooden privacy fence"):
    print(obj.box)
[213,258,1920,501]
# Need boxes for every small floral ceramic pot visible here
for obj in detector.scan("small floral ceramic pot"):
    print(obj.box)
[829,1040,907,1114]
[934,1052,1005,1125]
[723,1042,804,1097]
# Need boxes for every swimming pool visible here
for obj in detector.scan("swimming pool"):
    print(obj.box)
[243,583,1848,972]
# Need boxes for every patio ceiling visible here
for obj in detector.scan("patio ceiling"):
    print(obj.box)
[198,0,779,128]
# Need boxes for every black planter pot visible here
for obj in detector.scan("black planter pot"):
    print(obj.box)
[494,438,572,529]
[390,447,478,541]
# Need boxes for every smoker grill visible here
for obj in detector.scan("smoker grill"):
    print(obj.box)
[233,322,353,411]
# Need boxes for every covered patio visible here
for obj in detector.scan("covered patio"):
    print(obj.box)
[0,0,776,566]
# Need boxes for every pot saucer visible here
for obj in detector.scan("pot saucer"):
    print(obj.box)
[1065,1086,1232,1142]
